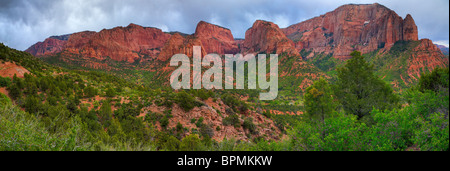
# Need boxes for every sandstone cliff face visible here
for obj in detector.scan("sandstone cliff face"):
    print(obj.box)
[27,24,171,63]
[157,21,239,62]
[282,3,419,59]
[62,31,96,56]
[194,21,239,55]
[407,39,449,81]
[243,20,300,57]
[70,24,171,63]
[27,22,242,63]
[157,33,206,61]
[402,14,419,42]
[25,37,67,57]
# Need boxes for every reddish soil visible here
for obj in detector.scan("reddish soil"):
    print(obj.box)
[0,61,30,78]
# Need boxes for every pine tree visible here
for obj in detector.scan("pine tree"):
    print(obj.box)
[12,74,23,89]
[24,95,41,114]
[333,51,400,119]
[304,78,336,122]
[7,83,21,100]
[105,86,116,97]
[99,101,112,127]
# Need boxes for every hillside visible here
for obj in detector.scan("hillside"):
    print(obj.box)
[436,44,449,55]
[281,3,448,89]
[2,3,448,151]
[3,41,448,151]
[1,43,285,150]
[25,4,448,97]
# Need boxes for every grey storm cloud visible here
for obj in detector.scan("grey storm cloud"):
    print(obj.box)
[0,0,449,50]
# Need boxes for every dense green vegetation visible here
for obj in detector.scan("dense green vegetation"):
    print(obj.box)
[1,42,448,151]
[334,51,400,119]
[290,67,448,151]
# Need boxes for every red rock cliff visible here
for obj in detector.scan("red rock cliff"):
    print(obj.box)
[25,37,67,56]
[27,23,171,63]
[157,33,206,61]
[407,39,449,81]
[282,3,419,59]
[194,21,239,54]
[402,14,419,42]
[72,24,171,63]
[243,20,300,57]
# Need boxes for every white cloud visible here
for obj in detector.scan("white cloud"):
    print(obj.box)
[434,40,449,48]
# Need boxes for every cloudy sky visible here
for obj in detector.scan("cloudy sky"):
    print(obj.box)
[0,0,448,50]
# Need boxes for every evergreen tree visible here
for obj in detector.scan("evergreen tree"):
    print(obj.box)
[180,134,202,151]
[84,85,97,98]
[304,78,336,122]
[176,91,196,112]
[24,95,41,114]
[12,74,23,89]
[0,76,11,87]
[105,86,116,97]
[7,83,21,100]
[0,93,11,105]
[66,96,78,113]
[333,51,400,119]
[99,101,112,127]
[418,67,449,93]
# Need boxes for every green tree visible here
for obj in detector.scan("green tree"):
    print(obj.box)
[47,96,58,105]
[0,93,11,105]
[176,122,183,132]
[180,134,202,151]
[105,86,116,97]
[418,67,449,93]
[84,86,97,98]
[159,116,169,129]
[243,117,257,135]
[304,78,336,123]
[333,51,400,119]
[108,118,126,142]
[99,101,112,126]
[0,76,11,87]
[176,91,196,112]
[12,74,24,90]
[164,136,181,151]
[66,96,78,113]
[7,82,21,100]
[24,95,41,114]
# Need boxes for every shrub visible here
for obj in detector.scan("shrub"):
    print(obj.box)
[0,76,11,87]
[223,114,240,128]
[418,67,449,93]
[262,110,272,118]
[221,94,248,113]
[200,124,214,138]
[176,122,183,132]
[0,103,89,151]
[243,117,258,135]
[164,136,181,151]
[0,93,11,105]
[176,91,196,111]
[190,118,196,124]
[180,134,202,151]
[196,117,204,127]
[160,116,169,129]
[105,87,116,97]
